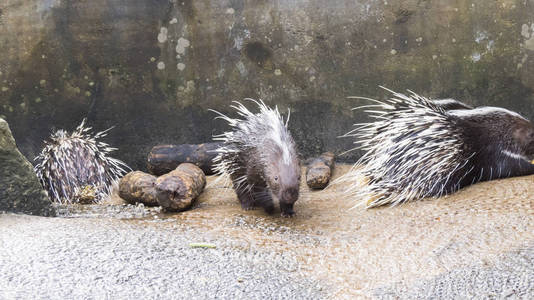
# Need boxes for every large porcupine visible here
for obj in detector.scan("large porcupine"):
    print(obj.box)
[341,88,534,208]
[34,119,130,204]
[211,99,301,217]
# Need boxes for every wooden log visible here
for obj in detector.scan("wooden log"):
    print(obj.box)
[147,143,221,176]
[155,163,206,211]
[306,152,335,189]
[118,171,159,206]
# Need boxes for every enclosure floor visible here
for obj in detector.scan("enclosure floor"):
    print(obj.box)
[1,165,533,298]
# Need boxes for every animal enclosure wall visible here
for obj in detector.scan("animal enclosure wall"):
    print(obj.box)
[1,0,534,169]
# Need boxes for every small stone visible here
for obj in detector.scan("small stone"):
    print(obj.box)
[306,152,335,189]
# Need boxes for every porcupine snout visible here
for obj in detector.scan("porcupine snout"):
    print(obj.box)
[279,186,299,217]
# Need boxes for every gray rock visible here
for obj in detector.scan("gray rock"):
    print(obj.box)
[0,118,55,216]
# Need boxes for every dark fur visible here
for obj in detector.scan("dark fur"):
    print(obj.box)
[223,142,300,217]
[432,100,534,194]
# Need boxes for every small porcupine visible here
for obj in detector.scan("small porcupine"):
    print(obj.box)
[211,99,301,217]
[34,119,130,204]
[341,87,534,208]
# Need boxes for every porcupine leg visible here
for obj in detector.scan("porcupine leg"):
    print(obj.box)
[246,165,275,214]
[230,167,256,210]
[250,183,275,215]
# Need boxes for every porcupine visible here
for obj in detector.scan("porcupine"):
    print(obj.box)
[211,99,301,217]
[341,87,534,208]
[34,119,130,204]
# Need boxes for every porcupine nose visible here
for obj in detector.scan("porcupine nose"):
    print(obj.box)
[281,187,299,204]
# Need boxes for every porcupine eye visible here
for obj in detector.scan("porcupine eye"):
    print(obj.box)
[274,176,278,181]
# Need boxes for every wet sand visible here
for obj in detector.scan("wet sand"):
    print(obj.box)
[1,165,533,298]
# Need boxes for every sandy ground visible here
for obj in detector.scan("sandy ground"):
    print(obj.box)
[1,165,533,299]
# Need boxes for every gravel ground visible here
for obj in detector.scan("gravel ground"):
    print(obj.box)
[2,167,534,299]
[0,213,325,300]
[374,246,534,299]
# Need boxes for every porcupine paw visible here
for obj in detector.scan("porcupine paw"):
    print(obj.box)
[280,203,295,218]
[240,201,256,210]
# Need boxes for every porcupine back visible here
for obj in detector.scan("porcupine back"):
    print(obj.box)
[34,119,130,204]
[341,88,534,208]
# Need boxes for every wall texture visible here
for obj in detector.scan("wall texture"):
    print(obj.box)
[2,0,534,170]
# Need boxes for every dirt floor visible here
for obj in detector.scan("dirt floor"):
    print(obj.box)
[1,164,533,298]
[189,165,534,297]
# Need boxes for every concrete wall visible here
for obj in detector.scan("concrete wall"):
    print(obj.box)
[2,0,534,169]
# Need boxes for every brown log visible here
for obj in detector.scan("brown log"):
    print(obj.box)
[118,171,159,206]
[147,143,221,176]
[155,163,206,211]
[306,152,335,189]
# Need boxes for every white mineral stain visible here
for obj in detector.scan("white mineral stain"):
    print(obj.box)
[234,36,244,50]
[177,63,186,71]
[474,31,487,43]
[471,52,481,62]
[525,37,534,51]
[274,69,282,76]
[158,27,168,43]
[452,38,456,43]
[184,80,195,93]
[236,61,247,76]
[390,49,397,55]
[432,54,438,60]
[176,38,191,54]
[157,62,166,70]
[170,18,178,24]
[521,24,530,38]
[226,8,235,14]
[487,40,495,51]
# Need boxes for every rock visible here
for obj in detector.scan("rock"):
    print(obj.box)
[147,143,221,176]
[155,163,206,211]
[118,171,159,206]
[306,152,335,189]
[0,118,55,216]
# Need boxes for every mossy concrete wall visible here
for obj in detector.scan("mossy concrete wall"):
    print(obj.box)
[1,0,534,170]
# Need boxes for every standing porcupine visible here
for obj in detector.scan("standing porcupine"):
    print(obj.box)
[341,87,534,208]
[211,99,301,217]
[34,119,130,204]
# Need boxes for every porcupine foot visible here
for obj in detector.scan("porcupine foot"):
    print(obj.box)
[280,202,295,217]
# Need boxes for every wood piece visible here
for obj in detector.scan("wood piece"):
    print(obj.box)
[118,171,159,206]
[155,163,206,211]
[306,152,335,189]
[147,143,221,176]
